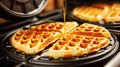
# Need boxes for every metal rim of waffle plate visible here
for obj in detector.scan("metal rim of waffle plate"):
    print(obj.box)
[68,13,120,29]
[28,41,119,67]
[0,25,119,66]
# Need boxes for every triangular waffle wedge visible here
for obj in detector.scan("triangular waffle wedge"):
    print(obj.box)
[45,34,110,59]
[29,22,78,33]
[45,23,111,59]
[105,3,120,22]
[10,22,78,54]
[70,23,111,38]
[72,4,110,22]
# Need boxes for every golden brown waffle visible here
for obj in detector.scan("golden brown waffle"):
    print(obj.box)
[10,22,78,54]
[29,22,78,33]
[70,23,111,38]
[45,23,111,59]
[45,35,110,59]
[72,3,120,23]
[105,3,120,22]
[72,4,110,22]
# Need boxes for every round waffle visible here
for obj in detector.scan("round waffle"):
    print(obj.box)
[10,22,111,59]
[10,22,78,54]
[72,3,120,23]
[72,4,110,22]
[45,23,111,59]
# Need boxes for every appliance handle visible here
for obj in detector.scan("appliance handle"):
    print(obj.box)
[104,51,120,67]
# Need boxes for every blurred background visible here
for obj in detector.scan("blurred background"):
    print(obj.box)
[41,0,63,13]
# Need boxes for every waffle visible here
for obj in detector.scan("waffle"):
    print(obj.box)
[70,23,111,38]
[105,3,120,22]
[10,22,78,54]
[45,23,111,59]
[29,22,78,33]
[72,4,110,22]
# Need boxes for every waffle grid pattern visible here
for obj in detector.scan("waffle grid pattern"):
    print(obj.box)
[45,23,111,59]
[10,22,78,54]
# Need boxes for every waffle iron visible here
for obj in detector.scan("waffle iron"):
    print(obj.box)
[0,17,119,67]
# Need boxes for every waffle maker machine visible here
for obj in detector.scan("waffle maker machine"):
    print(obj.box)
[0,0,120,67]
